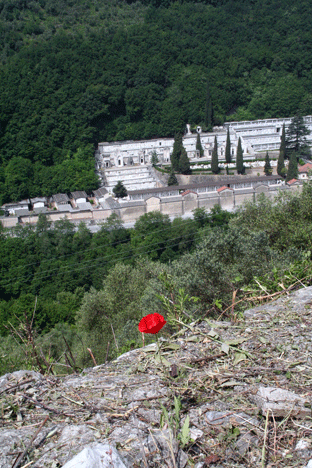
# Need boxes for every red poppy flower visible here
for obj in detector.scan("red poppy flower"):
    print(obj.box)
[138,313,166,334]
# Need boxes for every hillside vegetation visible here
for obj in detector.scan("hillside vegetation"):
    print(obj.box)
[0,0,312,201]
[1,184,312,374]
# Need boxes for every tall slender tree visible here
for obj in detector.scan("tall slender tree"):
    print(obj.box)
[286,152,298,182]
[285,115,310,158]
[196,133,204,158]
[211,136,219,174]
[168,170,178,186]
[225,127,231,164]
[179,147,191,174]
[171,134,183,172]
[236,137,245,174]
[277,124,286,177]
[264,151,272,176]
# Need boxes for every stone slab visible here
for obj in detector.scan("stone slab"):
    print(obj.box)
[252,386,311,418]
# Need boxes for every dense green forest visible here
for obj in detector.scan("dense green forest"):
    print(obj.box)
[0,0,312,202]
[1,183,312,375]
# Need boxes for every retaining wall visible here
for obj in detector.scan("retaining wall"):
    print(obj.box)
[1,182,302,229]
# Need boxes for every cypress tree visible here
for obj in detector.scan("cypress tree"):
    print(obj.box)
[179,147,191,174]
[225,127,231,163]
[286,152,298,182]
[168,170,178,186]
[236,137,245,174]
[277,124,286,177]
[196,133,204,158]
[171,133,183,172]
[211,136,219,174]
[264,151,272,176]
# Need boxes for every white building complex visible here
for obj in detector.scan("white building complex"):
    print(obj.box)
[95,116,312,191]
[96,116,312,166]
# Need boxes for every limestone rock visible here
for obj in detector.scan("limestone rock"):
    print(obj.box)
[62,444,128,468]
[252,386,311,418]
[2,286,312,467]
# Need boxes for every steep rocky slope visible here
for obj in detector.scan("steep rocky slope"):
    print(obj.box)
[1,286,312,467]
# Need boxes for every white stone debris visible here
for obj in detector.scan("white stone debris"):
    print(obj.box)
[61,444,128,468]
[252,386,311,418]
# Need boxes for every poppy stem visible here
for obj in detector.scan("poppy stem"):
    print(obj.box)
[142,332,145,348]
[155,334,164,366]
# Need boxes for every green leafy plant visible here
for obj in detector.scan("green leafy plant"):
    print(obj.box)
[160,396,191,449]
[157,272,199,330]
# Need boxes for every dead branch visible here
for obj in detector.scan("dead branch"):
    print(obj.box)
[87,348,97,366]
[11,415,49,468]
[0,378,36,396]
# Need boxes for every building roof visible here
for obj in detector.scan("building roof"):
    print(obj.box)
[33,207,48,214]
[287,179,300,185]
[180,190,197,196]
[128,175,281,196]
[31,197,47,204]
[93,187,108,198]
[100,197,120,210]
[298,163,312,173]
[52,193,70,204]
[120,200,146,208]
[99,136,174,146]
[217,186,233,193]
[15,209,32,217]
[76,202,93,211]
[57,203,73,212]
[2,199,30,209]
[160,196,182,203]
[70,191,87,200]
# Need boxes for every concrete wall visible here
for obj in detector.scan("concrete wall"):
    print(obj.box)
[234,189,254,206]
[120,204,146,223]
[71,211,93,221]
[182,192,198,213]
[198,194,220,210]
[1,217,18,228]
[146,197,161,212]
[219,190,234,210]
[1,182,302,229]
[160,197,183,217]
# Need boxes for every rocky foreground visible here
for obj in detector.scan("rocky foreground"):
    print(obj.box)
[1,287,312,468]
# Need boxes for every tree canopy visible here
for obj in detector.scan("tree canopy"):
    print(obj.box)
[285,115,310,158]
[0,0,312,201]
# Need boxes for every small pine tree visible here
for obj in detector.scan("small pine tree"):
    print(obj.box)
[179,147,191,174]
[196,133,204,158]
[113,181,127,198]
[264,151,272,176]
[277,124,286,177]
[151,151,159,166]
[211,136,219,174]
[225,127,231,164]
[168,170,178,186]
[286,152,298,182]
[236,137,245,174]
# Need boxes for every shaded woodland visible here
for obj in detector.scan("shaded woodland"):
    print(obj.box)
[0,0,312,201]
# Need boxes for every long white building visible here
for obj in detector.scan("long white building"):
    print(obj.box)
[96,115,312,171]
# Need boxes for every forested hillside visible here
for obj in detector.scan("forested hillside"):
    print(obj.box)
[1,185,312,374]
[0,0,312,202]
